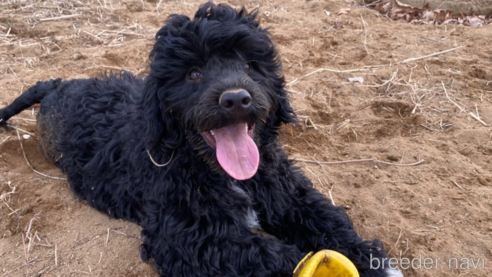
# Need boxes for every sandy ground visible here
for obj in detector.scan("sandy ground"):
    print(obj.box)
[0,0,491,276]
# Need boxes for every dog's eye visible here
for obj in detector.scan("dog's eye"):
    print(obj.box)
[188,69,202,80]
[242,62,252,72]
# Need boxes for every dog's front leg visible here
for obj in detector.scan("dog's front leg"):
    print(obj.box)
[254,163,400,277]
[139,203,305,277]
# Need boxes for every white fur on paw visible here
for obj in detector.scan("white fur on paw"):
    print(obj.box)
[385,268,404,277]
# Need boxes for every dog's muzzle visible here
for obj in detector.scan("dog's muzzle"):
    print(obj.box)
[198,88,260,181]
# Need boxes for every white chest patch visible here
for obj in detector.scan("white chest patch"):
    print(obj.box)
[386,268,404,277]
[231,183,261,230]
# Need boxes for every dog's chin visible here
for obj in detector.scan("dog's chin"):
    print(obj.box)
[198,122,259,181]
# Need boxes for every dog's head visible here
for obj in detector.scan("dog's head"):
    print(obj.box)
[143,2,296,180]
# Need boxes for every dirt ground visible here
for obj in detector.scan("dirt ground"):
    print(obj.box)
[0,0,491,276]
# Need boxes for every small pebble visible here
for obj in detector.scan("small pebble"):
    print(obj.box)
[387,155,399,161]
[478,176,489,186]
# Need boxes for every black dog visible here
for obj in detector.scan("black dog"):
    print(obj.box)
[0,3,403,277]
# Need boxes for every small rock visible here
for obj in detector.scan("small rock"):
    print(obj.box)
[21,206,34,215]
[387,154,399,162]
[478,176,489,186]
[73,53,87,60]
[2,230,13,238]
[459,147,473,156]
[348,77,363,84]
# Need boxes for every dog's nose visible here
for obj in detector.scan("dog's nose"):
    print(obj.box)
[219,89,252,114]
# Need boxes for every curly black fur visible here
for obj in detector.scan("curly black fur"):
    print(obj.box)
[0,3,401,277]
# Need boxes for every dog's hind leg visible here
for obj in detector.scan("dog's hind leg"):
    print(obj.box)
[0,79,61,129]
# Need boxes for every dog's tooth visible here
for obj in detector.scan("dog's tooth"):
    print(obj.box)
[210,130,215,136]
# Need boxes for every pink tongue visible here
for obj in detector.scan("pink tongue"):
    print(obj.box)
[213,123,259,180]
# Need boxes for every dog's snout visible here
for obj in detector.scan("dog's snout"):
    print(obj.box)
[219,89,252,114]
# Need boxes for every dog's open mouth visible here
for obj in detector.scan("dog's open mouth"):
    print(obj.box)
[201,123,259,180]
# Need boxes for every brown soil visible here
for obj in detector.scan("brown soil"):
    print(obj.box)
[1,1,491,277]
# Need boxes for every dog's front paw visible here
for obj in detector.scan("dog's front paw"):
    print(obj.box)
[386,268,404,277]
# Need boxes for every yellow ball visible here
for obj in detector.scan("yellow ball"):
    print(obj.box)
[293,250,359,277]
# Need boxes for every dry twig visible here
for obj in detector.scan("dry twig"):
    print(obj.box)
[470,104,488,126]
[328,184,335,206]
[360,15,369,55]
[401,46,463,63]
[441,81,465,113]
[287,67,370,86]
[0,135,11,146]
[470,112,488,126]
[39,14,82,22]
[451,180,464,190]
[294,157,424,167]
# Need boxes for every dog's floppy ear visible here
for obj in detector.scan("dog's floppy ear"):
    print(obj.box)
[142,75,162,148]
[270,86,298,128]
[263,61,298,129]
[142,15,191,149]
[142,75,182,150]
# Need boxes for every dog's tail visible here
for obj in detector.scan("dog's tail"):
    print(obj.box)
[0,79,61,129]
